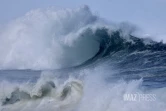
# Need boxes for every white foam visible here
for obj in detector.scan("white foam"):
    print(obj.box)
[1,65,166,111]
[77,65,166,111]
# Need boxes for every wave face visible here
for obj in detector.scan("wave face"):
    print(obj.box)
[0,5,166,111]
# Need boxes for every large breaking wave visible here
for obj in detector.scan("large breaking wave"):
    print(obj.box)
[0,5,165,70]
[0,5,166,111]
[0,5,166,70]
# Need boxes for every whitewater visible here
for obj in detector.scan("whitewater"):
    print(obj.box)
[0,5,166,111]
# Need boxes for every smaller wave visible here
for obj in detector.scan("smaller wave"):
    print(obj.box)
[1,78,83,107]
[1,81,55,105]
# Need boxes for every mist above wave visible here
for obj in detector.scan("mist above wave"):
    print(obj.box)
[0,6,100,70]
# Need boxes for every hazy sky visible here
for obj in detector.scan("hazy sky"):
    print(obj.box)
[0,0,166,37]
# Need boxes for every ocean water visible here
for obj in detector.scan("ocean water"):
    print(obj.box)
[0,6,166,111]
